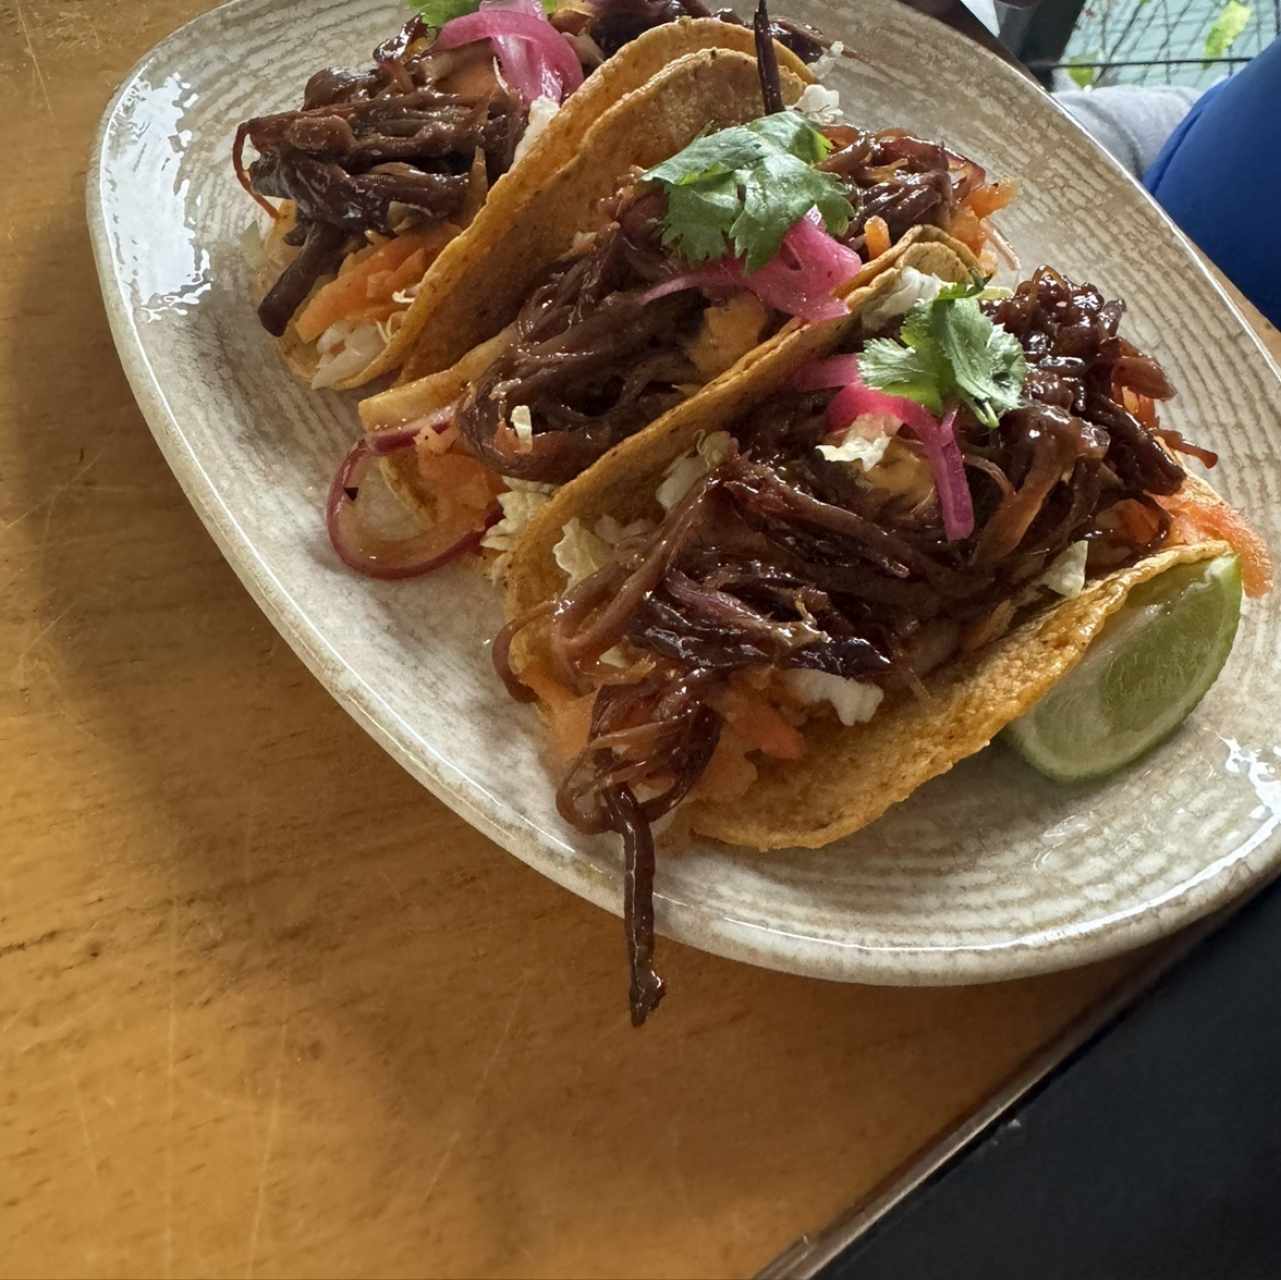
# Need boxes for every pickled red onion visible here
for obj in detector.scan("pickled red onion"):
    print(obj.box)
[638,210,861,324]
[327,433,496,579]
[435,0,583,104]
[797,358,975,540]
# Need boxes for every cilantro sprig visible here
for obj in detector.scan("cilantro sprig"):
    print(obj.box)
[859,281,1026,428]
[409,0,554,24]
[642,112,854,271]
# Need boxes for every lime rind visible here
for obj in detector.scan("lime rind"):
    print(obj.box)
[1002,554,1243,783]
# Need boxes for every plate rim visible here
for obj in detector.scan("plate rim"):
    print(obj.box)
[87,0,1281,987]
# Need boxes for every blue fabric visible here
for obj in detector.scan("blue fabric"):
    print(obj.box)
[1143,38,1281,329]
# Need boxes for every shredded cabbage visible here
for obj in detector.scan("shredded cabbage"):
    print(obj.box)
[860,267,945,331]
[311,321,384,389]
[809,39,845,78]
[481,478,557,553]
[817,412,899,470]
[655,431,733,512]
[553,517,614,586]
[1037,540,1089,598]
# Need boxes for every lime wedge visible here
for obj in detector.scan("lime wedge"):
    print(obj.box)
[1003,554,1242,783]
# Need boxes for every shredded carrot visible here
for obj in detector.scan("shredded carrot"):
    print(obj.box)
[1158,490,1274,598]
[944,205,985,255]
[344,302,401,325]
[295,224,457,343]
[367,247,430,303]
[519,664,596,761]
[710,684,806,760]
[967,179,1016,219]
[418,449,505,526]
[695,729,759,803]
[865,215,891,260]
[1119,385,1158,429]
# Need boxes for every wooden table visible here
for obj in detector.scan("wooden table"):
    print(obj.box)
[2,5,1277,1277]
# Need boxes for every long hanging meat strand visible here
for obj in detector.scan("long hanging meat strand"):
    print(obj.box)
[496,267,1211,1024]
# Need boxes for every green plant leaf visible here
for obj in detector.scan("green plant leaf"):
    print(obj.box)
[1204,0,1252,63]
[1067,57,1098,89]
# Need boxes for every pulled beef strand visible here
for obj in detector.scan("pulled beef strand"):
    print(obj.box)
[496,267,1210,1025]
[237,19,519,334]
[606,784,665,1025]
[583,0,829,63]
[454,113,995,486]
[820,127,970,247]
[753,0,785,114]
[456,214,705,483]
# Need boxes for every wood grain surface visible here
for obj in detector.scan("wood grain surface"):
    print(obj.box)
[1,3,1277,1278]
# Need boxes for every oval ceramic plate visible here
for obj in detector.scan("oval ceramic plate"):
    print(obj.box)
[89,0,1281,985]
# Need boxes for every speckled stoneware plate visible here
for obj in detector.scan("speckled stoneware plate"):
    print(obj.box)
[89,0,1281,986]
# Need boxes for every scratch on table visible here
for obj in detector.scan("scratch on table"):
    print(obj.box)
[12,605,73,687]
[69,1071,103,1267]
[1,444,108,535]
[245,1015,289,1280]
[419,970,530,1212]
[378,870,405,909]
[11,0,52,117]
[165,896,177,1279]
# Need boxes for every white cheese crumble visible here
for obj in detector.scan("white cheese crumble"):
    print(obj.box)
[510,404,534,453]
[818,432,892,470]
[1036,540,1089,599]
[809,40,846,78]
[655,431,734,512]
[796,83,843,125]
[783,669,885,726]
[513,95,560,165]
[861,267,945,330]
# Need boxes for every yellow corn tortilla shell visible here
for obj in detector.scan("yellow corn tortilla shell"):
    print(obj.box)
[378,326,516,528]
[689,539,1230,849]
[504,238,980,621]
[501,244,1233,851]
[369,234,973,565]
[391,45,810,387]
[253,20,815,390]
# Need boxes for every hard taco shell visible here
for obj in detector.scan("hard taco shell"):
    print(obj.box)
[502,244,1233,850]
[254,19,815,390]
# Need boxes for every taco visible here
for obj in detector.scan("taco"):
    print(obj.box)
[235,2,821,390]
[496,249,1271,1023]
[342,45,1011,581]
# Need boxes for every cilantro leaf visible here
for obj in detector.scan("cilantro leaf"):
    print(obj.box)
[731,152,849,269]
[408,0,554,24]
[858,338,948,415]
[661,176,741,264]
[858,284,1026,427]
[744,111,834,165]
[643,111,852,269]
[932,297,1027,428]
